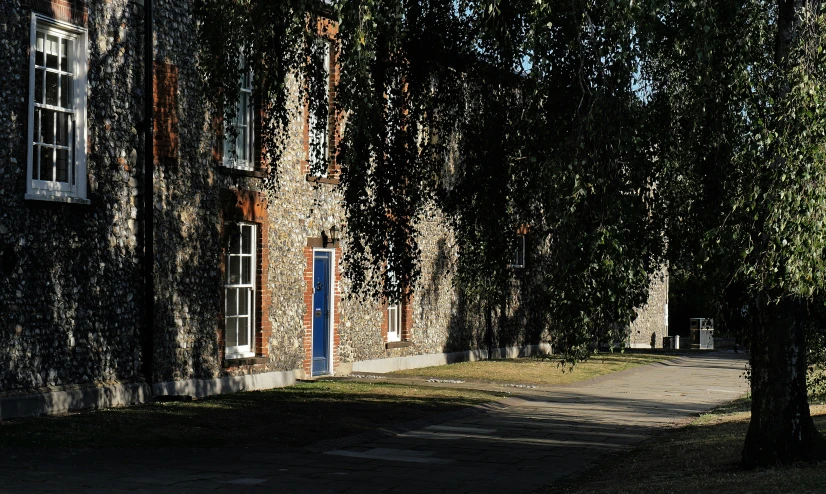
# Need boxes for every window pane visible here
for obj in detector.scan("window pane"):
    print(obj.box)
[39,146,53,182]
[36,32,45,66]
[238,317,249,346]
[241,225,252,254]
[35,69,44,104]
[225,318,238,347]
[34,110,40,145]
[237,126,247,162]
[46,35,58,69]
[238,288,249,316]
[242,257,251,285]
[56,113,70,147]
[512,236,524,266]
[224,133,235,164]
[56,149,69,183]
[46,71,58,106]
[229,231,241,254]
[226,289,237,316]
[388,268,398,290]
[61,75,72,108]
[228,257,240,284]
[238,91,248,126]
[60,39,71,71]
[34,145,41,180]
[41,110,54,145]
[388,306,398,334]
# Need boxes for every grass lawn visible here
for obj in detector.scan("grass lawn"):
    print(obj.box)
[0,381,502,449]
[555,399,826,493]
[391,352,673,386]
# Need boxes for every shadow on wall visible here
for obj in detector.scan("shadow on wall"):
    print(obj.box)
[150,46,224,383]
[0,1,145,392]
[433,240,550,357]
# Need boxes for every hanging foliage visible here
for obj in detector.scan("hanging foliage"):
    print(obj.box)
[193,0,664,352]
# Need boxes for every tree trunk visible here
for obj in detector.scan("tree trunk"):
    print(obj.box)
[485,302,493,360]
[742,298,826,467]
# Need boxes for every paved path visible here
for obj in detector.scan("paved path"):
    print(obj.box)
[0,352,748,493]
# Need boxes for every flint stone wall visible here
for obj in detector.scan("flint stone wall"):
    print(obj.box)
[150,0,223,382]
[1,0,655,398]
[628,267,669,348]
[151,0,542,379]
[0,0,145,393]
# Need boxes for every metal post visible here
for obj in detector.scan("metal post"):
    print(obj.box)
[142,0,155,387]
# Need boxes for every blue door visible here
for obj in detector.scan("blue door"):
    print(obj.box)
[312,252,331,375]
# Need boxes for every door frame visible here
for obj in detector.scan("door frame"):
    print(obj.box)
[311,247,336,375]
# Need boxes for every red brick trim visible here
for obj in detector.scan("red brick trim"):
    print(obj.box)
[302,239,342,375]
[402,292,413,341]
[154,62,179,166]
[218,189,271,362]
[21,0,88,27]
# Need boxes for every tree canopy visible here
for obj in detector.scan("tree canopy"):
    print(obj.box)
[194,0,826,466]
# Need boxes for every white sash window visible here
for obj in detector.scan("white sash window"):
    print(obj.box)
[386,266,401,342]
[225,223,256,358]
[26,15,88,202]
[309,39,332,176]
[387,303,401,342]
[224,58,255,171]
[510,234,526,269]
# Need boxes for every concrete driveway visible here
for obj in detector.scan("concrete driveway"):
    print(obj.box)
[0,352,748,493]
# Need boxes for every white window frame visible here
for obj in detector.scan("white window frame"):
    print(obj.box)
[387,303,402,342]
[308,39,332,177]
[26,13,88,203]
[223,57,255,171]
[225,223,257,359]
[509,234,526,269]
[386,261,402,342]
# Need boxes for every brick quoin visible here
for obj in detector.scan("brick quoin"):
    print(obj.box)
[21,0,88,26]
[154,62,179,165]
[402,293,413,341]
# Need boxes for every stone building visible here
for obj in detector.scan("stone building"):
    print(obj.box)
[0,0,666,418]
[627,268,669,349]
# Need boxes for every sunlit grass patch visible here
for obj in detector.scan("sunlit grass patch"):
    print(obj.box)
[392,352,673,386]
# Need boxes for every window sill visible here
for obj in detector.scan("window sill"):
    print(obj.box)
[386,341,413,350]
[305,174,340,185]
[223,356,268,368]
[219,166,267,179]
[25,193,91,205]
